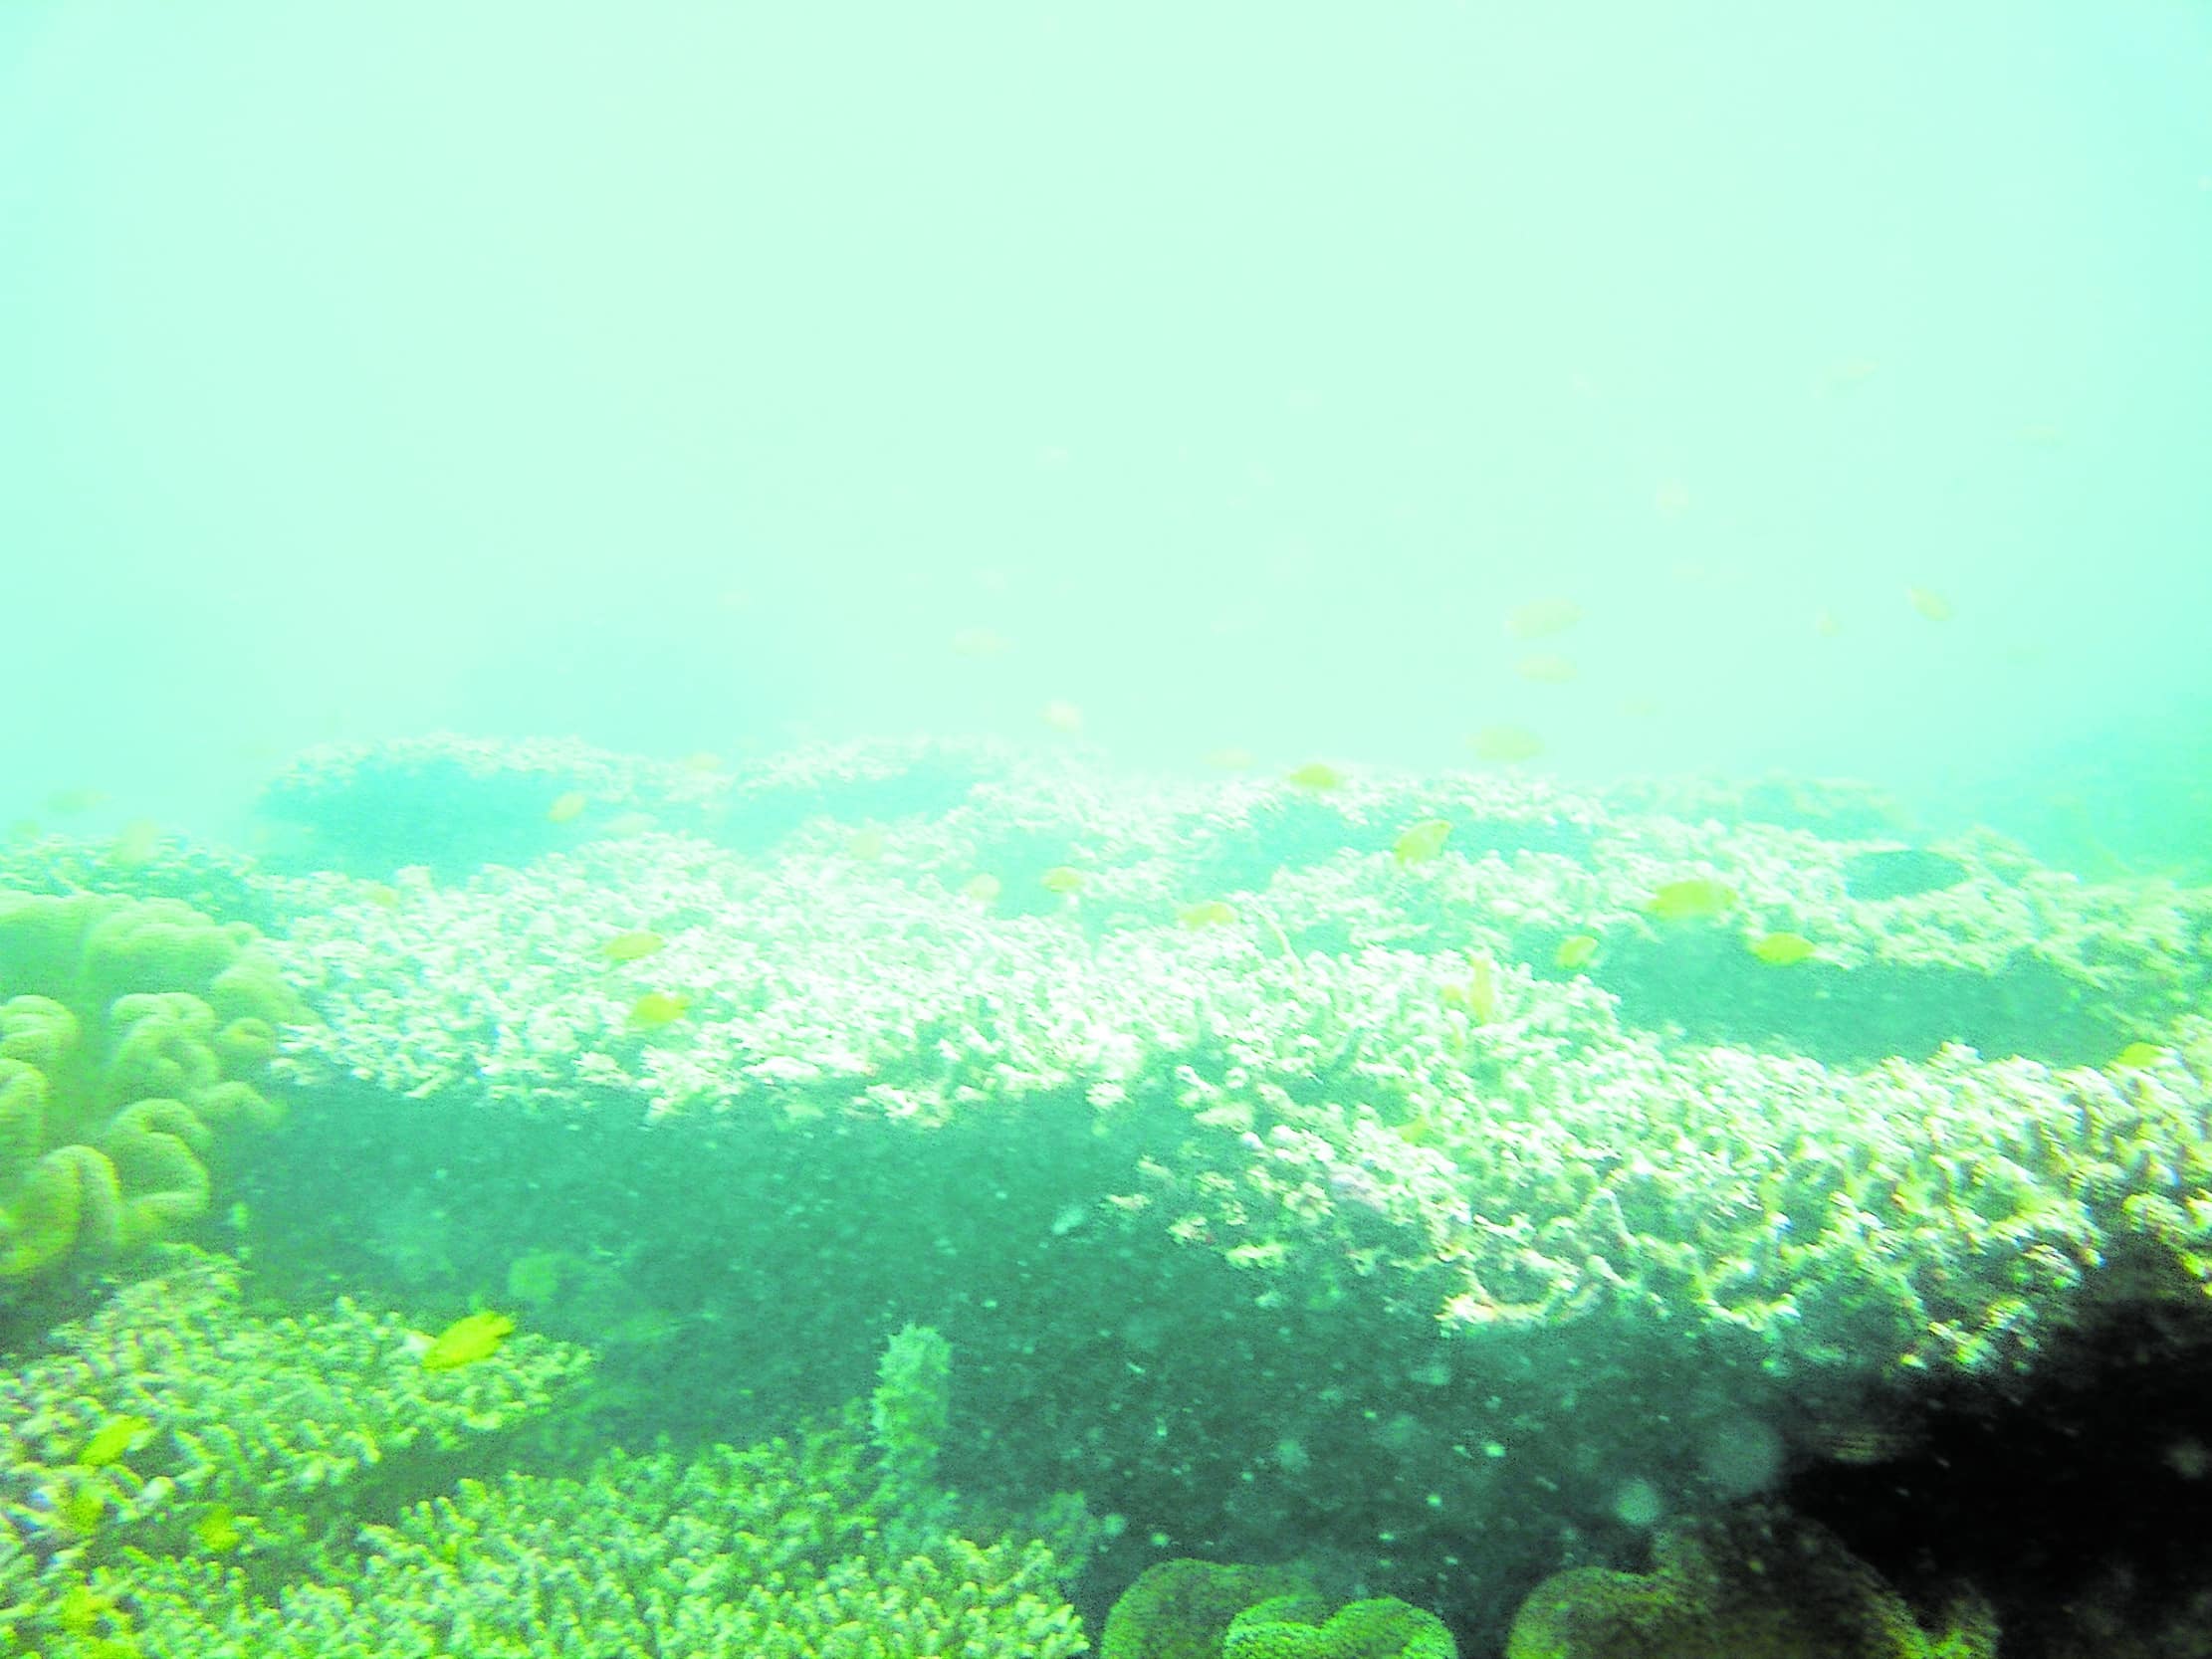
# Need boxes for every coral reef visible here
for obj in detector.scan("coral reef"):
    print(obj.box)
[1504,1506,1997,1659]
[227,735,2212,1646]
[0,890,298,1279]
[261,772,2212,1386]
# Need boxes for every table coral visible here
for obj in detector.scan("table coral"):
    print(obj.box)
[0,891,299,1278]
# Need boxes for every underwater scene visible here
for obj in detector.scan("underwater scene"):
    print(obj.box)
[6,2,2212,1656]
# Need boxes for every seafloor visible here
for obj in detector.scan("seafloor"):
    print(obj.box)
[3,733,2210,1657]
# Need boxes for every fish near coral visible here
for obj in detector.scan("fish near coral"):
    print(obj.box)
[1513,653,1579,685]
[76,1414,152,1469]
[1907,584,1954,622]
[625,992,691,1030]
[1468,725,1544,763]
[597,931,666,963]
[1554,933,1601,971]
[1393,818,1452,867]
[194,1504,245,1554]
[1647,878,1737,922]
[421,1310,516,1371]
[1746,931,1816,966]
[1178,900,1238,929]
[1505,596,1583,642]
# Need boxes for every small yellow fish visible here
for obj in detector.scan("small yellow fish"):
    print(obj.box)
[1284,761,1347,791]
[194,1505,245,1554]
[1648,878,1738,922]
[626,991,692,1030]
[76,1414,152,1469]
[962,873,1002,905]
[45,786,109,815]
[421,1310,517,1371]
[847,826,888,861]
[598,930,666,963]
[1039,699,1084,734]
[1177,900,1238,929]
[1655,481,1692,516]
[1392,818,1452,866]
[679,750,725,772]
[2111,1041,2167,1070]
[547,790,589,824]
[1814,608,1844,638]
[1505,597,1583,641]
[600,810,658,838]
[1747,931,1817,966]
[1467,725,1544,763]
[1039,866,1084,896]
[1203,746,1257,771]
[57,1580,117,1631]
[1906,585,1954,622]
[1554,933,1602,971]
[1514,653,1578,685]
[362,882,403,909]
[1438,953,1500,1024]
[59,1488,106,1538]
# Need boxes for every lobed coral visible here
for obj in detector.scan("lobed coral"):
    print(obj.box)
[0,890,299,1279]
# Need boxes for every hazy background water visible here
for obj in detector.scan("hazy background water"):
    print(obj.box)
[6,1,2208,864]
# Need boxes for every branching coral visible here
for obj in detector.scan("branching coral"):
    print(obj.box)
[0,891,298,1278]
[4,1313,1081,1658]
[0,1245,593,1652]
[118,1434,1087,1657]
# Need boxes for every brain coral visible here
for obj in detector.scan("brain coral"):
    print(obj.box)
[1225,1592,1458,1659]
[0,890,297,1278]
[1102,1559,1324,1659]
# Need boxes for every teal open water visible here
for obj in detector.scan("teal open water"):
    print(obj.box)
[2,4,2210,1655]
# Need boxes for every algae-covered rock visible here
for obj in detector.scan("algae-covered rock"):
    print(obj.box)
[1505,1506,1997,1659]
